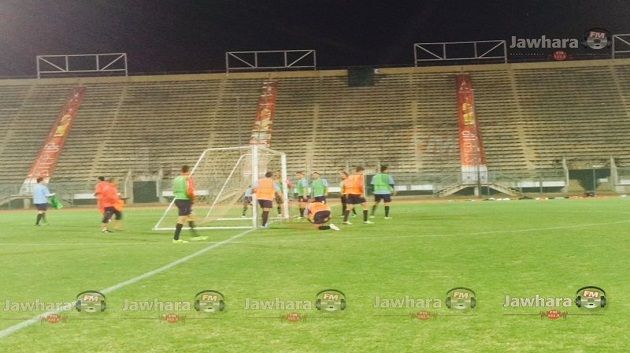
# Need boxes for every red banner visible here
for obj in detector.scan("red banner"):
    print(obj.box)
[456,75,487,183]
[22,87,85,190]
[250,80,278,147]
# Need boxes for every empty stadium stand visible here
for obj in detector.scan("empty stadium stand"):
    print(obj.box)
[1,58,630,201]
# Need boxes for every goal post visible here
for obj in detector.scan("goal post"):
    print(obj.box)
[153,145,289,230]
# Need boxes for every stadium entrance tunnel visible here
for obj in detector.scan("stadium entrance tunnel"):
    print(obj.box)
[133,181,159,203]
[568,169,611,196]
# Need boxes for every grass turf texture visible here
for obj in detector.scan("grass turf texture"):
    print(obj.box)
[0,198,628,353]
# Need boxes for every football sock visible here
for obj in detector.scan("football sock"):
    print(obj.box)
[299,208,305,217]
[363,210,368,222]
[343,210,350,222]
[318,225,331,230]
[371,204,377,215]
[341,202,347,216]
[36,214,43,225]
[174,223,183,240]
[263,211,269,226]
[385,206,390,217]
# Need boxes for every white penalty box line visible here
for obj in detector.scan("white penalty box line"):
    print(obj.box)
[0,227,257,339]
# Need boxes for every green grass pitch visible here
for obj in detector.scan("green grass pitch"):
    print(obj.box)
[0,198,628,352]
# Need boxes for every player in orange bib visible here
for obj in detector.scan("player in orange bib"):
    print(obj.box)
[100,178,124,233]
[253,171,282,228]
[343,166,373,225]
[306,201,340,231]
[94,176,107,214]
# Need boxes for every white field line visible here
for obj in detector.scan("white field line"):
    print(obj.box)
[0,227,256,339]
[227,218,630,244]
[5,219,630,247]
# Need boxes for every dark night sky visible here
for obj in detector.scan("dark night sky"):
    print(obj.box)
[0,0,629,77]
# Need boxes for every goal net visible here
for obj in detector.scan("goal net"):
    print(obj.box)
[153,145,289,230]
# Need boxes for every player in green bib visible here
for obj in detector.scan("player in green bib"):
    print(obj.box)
[294,171,309,218]
[310,172,328,203]
[370,165,395,219]
[171,165,207,243]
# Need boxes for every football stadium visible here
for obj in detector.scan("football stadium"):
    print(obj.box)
[1,2,629,352]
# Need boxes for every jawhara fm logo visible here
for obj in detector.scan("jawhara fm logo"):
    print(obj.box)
[445,287,476,310]
[583,28,611,50]
[315,289,346,313]
[75,290,106,313]
[194,290,226,313]
[575,286,606,310]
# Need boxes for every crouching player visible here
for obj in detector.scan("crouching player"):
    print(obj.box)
[306,201,340,231]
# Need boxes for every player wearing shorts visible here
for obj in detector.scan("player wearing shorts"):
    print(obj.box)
[310,172,328,203]
[339,171,357,218]
[172,165,207,243]
[101,178,124,233]
[253,171,282,228]
[343,166,373,225]
[94,176,107,215]
[294,171,309,218]
[32,177,54,226]
[370,165,395,219]
[242,186,253,217]
[306,201,340,231]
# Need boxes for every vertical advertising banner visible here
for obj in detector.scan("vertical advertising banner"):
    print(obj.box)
[456,75,487,184]
[21,87,86,193]
[250,80,278,147]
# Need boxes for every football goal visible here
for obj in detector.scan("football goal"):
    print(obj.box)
[153,145,289,230]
